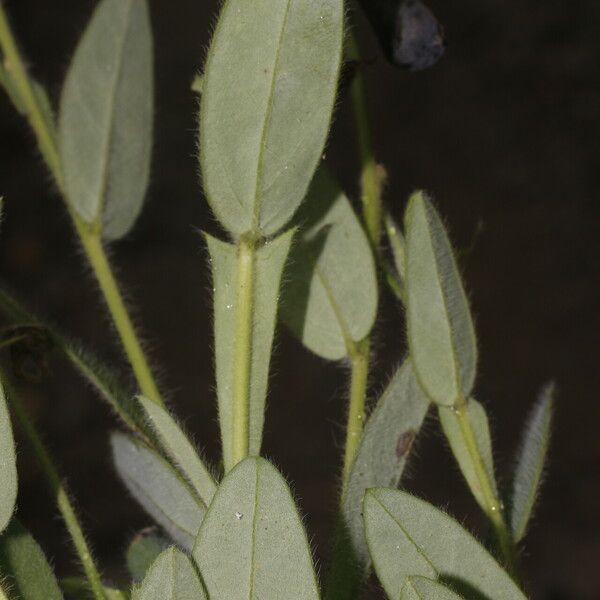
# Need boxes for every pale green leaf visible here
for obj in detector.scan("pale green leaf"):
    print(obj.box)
[111,432,205,551]
[207,230,294,467]
[138,396,217,506]
[280,168,378,360]
[59,0,153,240]
[126,530,171,583]
[438,399,498,511]
[326,361,430,599]
[401,576,465,600]
[200,0,344,238]
[133,547,206,600]
[510,383,554,542]
[363,489,526,600]
[0,380,17,533]
[344,360,429,567]
[0,519,63,600]
[193,457,320,600]
[404,192,477,406]
[0,64,27,114]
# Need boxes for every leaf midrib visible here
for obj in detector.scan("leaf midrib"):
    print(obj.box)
[251,0,293,233]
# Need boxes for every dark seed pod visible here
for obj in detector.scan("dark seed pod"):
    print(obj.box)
[359,0,446,71]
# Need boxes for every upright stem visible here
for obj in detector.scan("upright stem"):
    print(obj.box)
[78,231,162,404]
[5,379,107,600]
[346,33,382,251]
[229,236,256,472]
[0,4,162,405]
[455,397,517,575]
[342,338,370,484]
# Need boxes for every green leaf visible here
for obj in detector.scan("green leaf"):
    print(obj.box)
[0,380,17,533]
[59,0,153,240]
[510,383,554,542]
[438,399,498,511]
[133,547,206,600]
[0,287,146,437]
[401,576,465,600]
[280,168,378,360]
[364,489,526,600]
[207,230,294,467]
[0,519,64,600]
[199,0,344,238]
[404,192,477,406]
[126,530,171,583]
[193,457,320,600]
[138,396,217,506]
[111,432,205,551]
[343,360,429,567]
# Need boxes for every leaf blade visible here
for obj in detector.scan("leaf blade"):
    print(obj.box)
[0,380,17,533]
[343,360,429,567]
[193,457,320,600]
[281,168,378,360]
[200,0,344,237]
[111,432,205,551]
[138,396,217,507]
[134,547,206,600]
[510,383,554,542]
[363,488,526,600]
[208,230,293,466]
[0,519,64,600]
[401,576,465,600]
[404,192,477,406]
[438,399,498,511]
[59,0,153,240]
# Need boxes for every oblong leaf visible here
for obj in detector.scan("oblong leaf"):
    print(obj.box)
[0,519,63,600]
[200,0,344,237]
[344,360,429,567]
[111,432,204,551]
[59,0,153,240]
[126,529,171,583]
[193,457,320,600]
[438,399,498,512]
[134,547,206,600]
[0,380,17,532]
[402,576,465,600]
[510,383,554,542]
[207,230,294,468]
[281,168,378,360]
[404,192,477,406]
[364,489,526,600]
[138,396,217,506]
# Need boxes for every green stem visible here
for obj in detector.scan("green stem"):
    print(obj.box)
[342,339,370,484]
[0,3,162,406]
[455,397,517,575]
[347,33,382,251]
[228,236,256,472]
[5,377,107,600]
[0,2,61,184]
[78,231,162,405]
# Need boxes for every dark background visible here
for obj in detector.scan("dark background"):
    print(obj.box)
[0,0,598,598]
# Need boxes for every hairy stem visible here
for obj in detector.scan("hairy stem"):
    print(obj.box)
[228,236,256,472]
[78,231,162,405]
[0,3,162,406]
[455,397,518,575]
[347,32,382,251]
[4,377,107,600]
[342,338,370,484]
